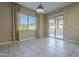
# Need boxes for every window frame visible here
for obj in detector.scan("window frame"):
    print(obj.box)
[19,13,36,31]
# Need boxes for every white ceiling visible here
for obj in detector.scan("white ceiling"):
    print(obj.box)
[16,2,73,14]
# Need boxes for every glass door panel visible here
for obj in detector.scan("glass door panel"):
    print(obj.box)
[49,18,56,37]
[56,16,63,39]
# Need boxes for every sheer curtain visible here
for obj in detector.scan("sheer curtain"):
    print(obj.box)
[11,3,20,41]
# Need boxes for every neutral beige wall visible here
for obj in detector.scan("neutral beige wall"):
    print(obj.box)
[46,3,79,42]
[0,2,38,42]
[19,30,35,40]
[0,3,12,43]
[38,14,46,38]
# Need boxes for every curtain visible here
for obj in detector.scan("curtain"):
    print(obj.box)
[35,13,40,38]
[11,3,20,41]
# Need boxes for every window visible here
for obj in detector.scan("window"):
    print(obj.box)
[19,14,28,30]
[19,13,36,30]
[29,16,36,30]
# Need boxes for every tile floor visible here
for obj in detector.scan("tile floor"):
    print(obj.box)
[0,38,79,57]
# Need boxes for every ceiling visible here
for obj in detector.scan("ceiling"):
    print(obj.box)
[16,2,73,14]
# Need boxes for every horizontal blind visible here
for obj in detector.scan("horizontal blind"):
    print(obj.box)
[20,6,36,16]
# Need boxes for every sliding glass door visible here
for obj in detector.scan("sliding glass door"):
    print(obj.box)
[49,15,64,39]
[49,18,55,37]
[56,16,63,39]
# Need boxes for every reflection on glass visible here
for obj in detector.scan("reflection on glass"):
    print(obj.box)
[56,16,63,39]
[49,15,63,39]
[49,18,55,37]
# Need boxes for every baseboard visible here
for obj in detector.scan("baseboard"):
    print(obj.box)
[64,39,79,44]
[19,37,36,42]
[0,40,19,45]
[0,41,12,45]
[39,34,45,38]
[1,38,79,45]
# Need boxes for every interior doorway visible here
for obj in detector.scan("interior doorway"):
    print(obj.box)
[48,15,64,39]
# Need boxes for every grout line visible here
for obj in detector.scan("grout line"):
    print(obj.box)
[8,44,9,56]
[18,43,25,57]
[1,38,79,57]
[18,42,40,57]
[71,46,77,57]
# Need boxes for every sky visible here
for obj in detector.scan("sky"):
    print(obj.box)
[20,14,36,24]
